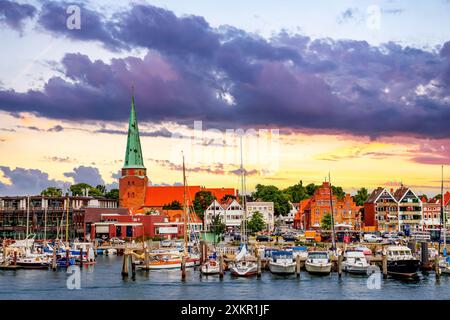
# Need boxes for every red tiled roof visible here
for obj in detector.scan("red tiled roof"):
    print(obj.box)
[144,185,236,207]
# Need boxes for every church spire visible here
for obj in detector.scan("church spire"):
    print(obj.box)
[123,89,145,169]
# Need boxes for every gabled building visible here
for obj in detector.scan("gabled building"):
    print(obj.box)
[246,201,275,231]
[204,199,243,232]
[422,197,441,232]
[393,186,423,233]
[364,187,398,232]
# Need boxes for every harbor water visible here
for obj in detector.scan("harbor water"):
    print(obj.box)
[1,255,450,300]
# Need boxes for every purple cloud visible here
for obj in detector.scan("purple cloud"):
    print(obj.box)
[0,0,36,31]
[63,165,104,186]
[0,3,449,140]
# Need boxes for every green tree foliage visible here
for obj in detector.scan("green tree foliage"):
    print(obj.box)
[247,211,266,233]
[40,187,62,197]
[105,189,119,200]
[331,186,345,200]
[209,214,226,237]
[253,184,290,216]
[321,213,332,230]
[353,187,369,205]
[221,194,236,202]
[70,183,103,197]
[305,183,320,197]
[193,191,216,221]
[282,180,308,203]
[96,185,107,194]
[163,200,182,210]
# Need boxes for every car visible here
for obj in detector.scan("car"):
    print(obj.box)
[363,233,383,243]
[256,235,271,242]
[387,235,401,244]
[110,237,125,244]
[282,234,297,242]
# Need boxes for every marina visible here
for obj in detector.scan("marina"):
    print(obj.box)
[3,253,450,300]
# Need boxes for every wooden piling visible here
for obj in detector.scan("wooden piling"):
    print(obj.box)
[121,253,129,277]
[181,255,186,281]
[338,253,343,278]
[257,255,262,278]
[13,250,17,266]
[382,253,388,279]
[1,240,5,266]
[131,255,136,280]
[52,247,57,271]
[65,249,70,268]
[219,254,224,279]
[296,254,301,278]
[435,256,441,279]
[79,247,83,267]
[144,249,149,270]
[200,241,204,265]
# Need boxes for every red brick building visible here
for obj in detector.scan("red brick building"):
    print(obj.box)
[293,182,360,230]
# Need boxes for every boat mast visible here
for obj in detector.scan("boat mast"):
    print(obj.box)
[182,153,188,256]
[240,136,246,246]
[328,173,336,251]
[66,193,69,244]
[442,165,446,250]
[26,195,30,239]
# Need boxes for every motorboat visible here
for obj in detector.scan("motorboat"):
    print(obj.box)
[201,253,221,275]
[386,246,420,278]
[16,253,50,269]
[268,250,296,275]
[305,251,332,275]
[343,251,370,274]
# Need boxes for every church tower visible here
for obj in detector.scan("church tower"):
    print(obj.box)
[119,92,148,211]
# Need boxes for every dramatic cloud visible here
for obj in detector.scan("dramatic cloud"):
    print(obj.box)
[63,165,105,186]
[0,166,68,196]
[0,2,449,141]
[0,0,36,31]
[47,125,63,132]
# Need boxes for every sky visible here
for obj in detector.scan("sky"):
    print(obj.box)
[0,0,450,197]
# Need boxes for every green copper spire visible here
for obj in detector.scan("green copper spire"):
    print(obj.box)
[123,92,145,169]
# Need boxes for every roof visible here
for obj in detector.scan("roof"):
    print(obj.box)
[365,187,385,203]
[144,185,235,207]
[393,186,409,202]
[123,94,145,169]
[160,209,202,223]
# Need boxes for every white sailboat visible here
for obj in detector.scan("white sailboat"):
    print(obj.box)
[229,137,258,277]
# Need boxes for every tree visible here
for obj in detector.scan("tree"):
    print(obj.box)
[41,187,62,197]
[193,191,216,221]
[321,213,332,230]
[163,200,182,210]
[253,184,290,216]
[221,194,236,202]
[209,214,225,240]
[70,183,103,197]
[353,187,369,206]
[96,185,107,195]
[282,180,308,203]
[305,183,320,197]
[105,189,119,200]
[247,211,266,233]
[331,186,345,200]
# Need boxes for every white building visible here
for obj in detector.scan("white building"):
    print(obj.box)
[204,199,243,231]
[246,201,275,231]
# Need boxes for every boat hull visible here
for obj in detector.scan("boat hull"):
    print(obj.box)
[137,260,196,270]
[201,264,220,275]
[343,263,369,275]
[269,261,296,275]
[230,263,258,277]
[305,262,332,275]
[387,259,420,278]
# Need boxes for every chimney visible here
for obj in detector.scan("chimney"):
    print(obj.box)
[390,188,394,194]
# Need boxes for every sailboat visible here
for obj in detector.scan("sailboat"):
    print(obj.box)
[438,165,450,275]
[229,137,258,277]
[201,252,221,275]
[137,155,198,270]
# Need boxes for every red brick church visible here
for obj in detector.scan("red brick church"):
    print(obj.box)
[118,94,236,214]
